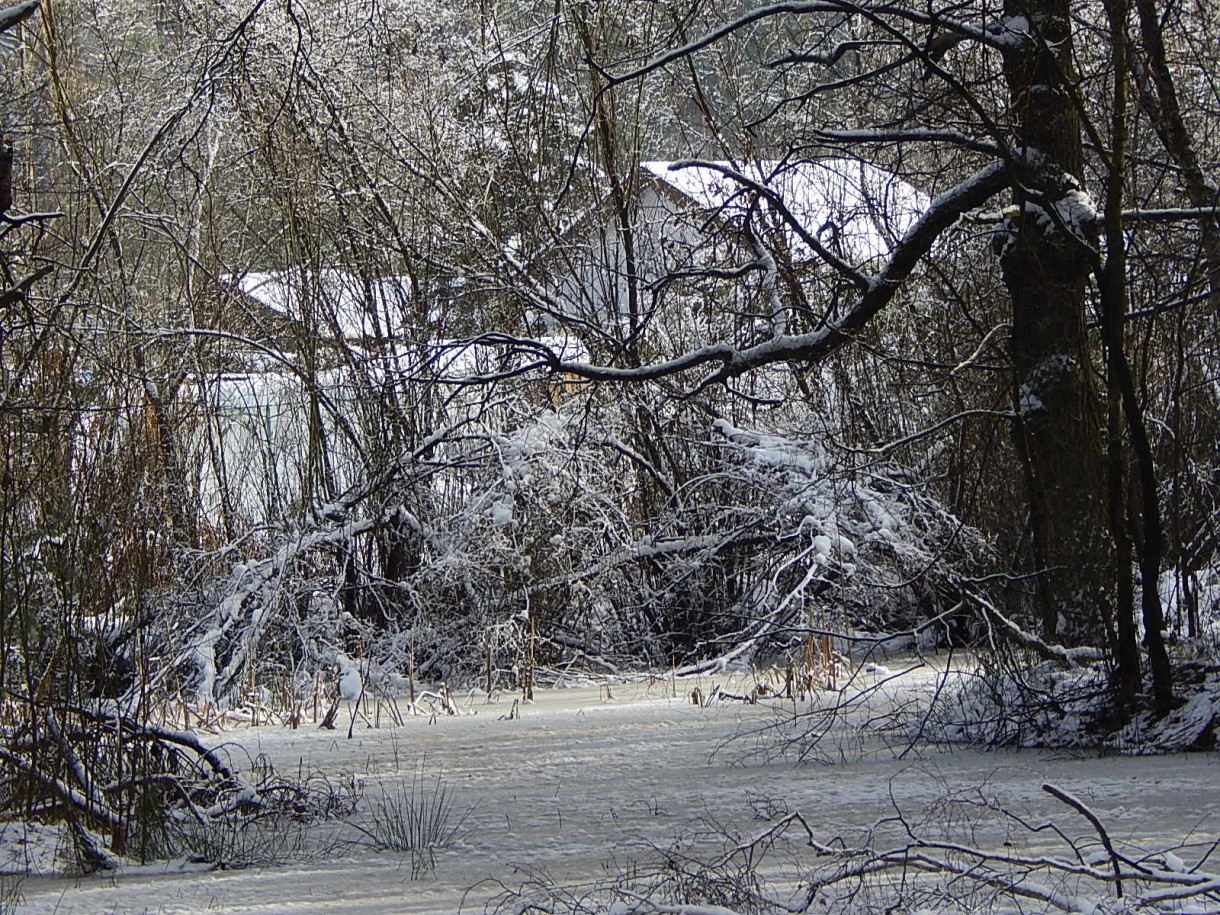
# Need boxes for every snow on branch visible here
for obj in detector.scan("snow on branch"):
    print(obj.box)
[525,162,1010,390]
[186,414,484,702]
[1121,205,1220,223]
[812,127,1005,158]
[967,589,1107,666]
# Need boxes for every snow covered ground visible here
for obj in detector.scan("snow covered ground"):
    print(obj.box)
[9,662,1219,914]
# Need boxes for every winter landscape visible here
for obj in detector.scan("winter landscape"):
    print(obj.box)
[6,662,1219,914]
[1,0,1219,911]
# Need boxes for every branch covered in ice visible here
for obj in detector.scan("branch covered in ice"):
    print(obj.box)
[968,590,1107,665]
[522,163,1010,389]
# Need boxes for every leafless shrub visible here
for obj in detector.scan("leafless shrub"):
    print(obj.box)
[0,698,360,871]
[349,766,471,878]
[717,646,942,767]
[156,815,322,871]
[143,754,359,869]
[477,869,606,915]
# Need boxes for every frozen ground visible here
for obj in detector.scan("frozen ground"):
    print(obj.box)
[9,661,1220,913]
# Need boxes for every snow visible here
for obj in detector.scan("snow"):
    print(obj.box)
[10,665,1218,914]
[1160,567,1220,636]
[222,269,416,341]
[1017,385,1044,416]
[993,186,1099,260]
[0,822,74,877]
[335,653,364,700]
[488,497,513,526]
[191,632,218,698]
[1053,188,1099,238]
[982,14,1034,50]
[1162,851,1186,873]
[642,158,927,264]
[1018,353,1073,416]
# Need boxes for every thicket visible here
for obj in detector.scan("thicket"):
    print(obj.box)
[0,0,1217,872]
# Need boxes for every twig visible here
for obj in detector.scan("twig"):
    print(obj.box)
[1043,782,1125,898]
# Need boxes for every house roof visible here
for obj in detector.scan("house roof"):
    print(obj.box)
[220,268,418,342]
[217,265,588,380]
[639,158,927,263]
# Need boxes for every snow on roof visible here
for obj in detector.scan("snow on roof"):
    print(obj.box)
[222,268,416,340]
[425,334,589,380]
[640,158,928,262]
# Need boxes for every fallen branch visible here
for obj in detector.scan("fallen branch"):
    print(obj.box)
[970,591,1107,666]
[490,779,1220,914]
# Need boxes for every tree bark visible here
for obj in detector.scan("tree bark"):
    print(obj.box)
[999,0,1112,644]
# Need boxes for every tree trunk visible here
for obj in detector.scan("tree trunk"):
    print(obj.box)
[999,0,1112,644]
[1099,0,1143,707]
[1100,0,1174,715]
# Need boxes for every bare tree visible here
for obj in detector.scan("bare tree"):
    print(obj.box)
[471,0,1220,716]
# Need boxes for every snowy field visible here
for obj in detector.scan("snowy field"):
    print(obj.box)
[9,661,1219,914]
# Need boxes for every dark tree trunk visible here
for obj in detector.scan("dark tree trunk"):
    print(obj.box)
[1100,0,1174,715]
[999,0,1112,644]
[0,141,12,214]
[1099,0,1143,707]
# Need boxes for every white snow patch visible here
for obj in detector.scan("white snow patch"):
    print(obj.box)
[643,157,927,263]
[0,822,72,876]
[489,498,513,526]
[336,653,364,700]
[1053,188,1098,238]
[1018,386,1044,416]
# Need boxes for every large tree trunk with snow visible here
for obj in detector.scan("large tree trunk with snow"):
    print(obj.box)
[998,0,1113,645]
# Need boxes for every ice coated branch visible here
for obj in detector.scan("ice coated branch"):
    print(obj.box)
[529,163,1010,389]
[1042,783,1127,897]
[968,590,1107,665]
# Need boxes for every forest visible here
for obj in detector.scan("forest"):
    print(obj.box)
[0,0,1218,904]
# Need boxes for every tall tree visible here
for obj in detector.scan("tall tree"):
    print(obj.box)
[503,0,1220,712]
